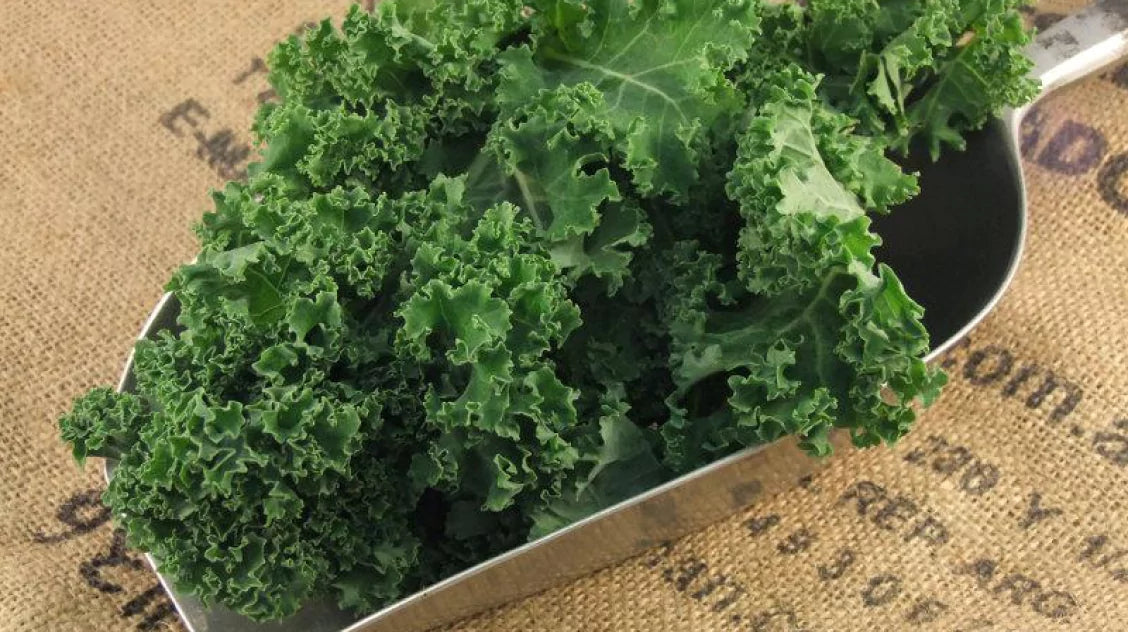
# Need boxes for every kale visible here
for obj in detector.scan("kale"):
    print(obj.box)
[60,0,1036,620]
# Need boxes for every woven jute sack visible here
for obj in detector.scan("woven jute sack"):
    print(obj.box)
[1,0,1124,630]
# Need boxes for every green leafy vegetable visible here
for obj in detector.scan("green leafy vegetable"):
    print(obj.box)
[791,0,1039,157]
[59,0,1032,621]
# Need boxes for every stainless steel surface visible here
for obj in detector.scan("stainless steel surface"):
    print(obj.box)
[876,0,1128,359]
[872,117,1026,361]
[108,3,1128,631]
[1024,0,1128,102]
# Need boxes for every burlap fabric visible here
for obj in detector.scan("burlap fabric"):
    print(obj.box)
[2,0,1124,630]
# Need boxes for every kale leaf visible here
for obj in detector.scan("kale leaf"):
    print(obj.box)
[60,0,1032,620]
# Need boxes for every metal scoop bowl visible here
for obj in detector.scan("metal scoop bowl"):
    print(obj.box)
[876,0,1128,358]
[113,3,1128,631]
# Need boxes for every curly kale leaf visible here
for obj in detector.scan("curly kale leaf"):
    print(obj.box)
[59,387,146,464]
[755,0,1037,157]
[503,0,760,198]
[528,384,668,540]
[254,1,528,195]
[68,173,611,620]
[397,202,588,517]
[898,0,1039,157]
[659,67,944,469]
[486,83,656,292]
[81,181,446,619]
[52,0,1035,621]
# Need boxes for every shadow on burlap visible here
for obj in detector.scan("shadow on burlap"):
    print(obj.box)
[0,1,1124,630]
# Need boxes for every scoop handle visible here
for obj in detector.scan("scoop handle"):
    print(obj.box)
[1026,0,1128,100]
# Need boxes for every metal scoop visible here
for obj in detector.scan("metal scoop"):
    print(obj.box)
[875,0,1128,358]
[116,3,1128,631]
